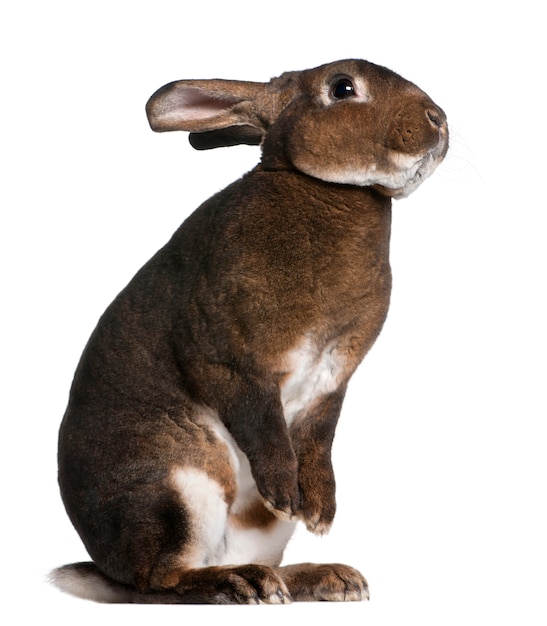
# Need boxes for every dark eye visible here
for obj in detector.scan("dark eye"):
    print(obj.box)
[331,78,355,99]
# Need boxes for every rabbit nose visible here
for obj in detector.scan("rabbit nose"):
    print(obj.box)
[426,106,446,129]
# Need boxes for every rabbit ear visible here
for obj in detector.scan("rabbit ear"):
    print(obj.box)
[188,125,264,150]
[146,79,267,148]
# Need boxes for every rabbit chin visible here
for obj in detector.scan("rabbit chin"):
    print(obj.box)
[300,146,445,199]
[372,151,443,198]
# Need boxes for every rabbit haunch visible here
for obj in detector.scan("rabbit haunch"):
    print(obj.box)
[54,59,448,604]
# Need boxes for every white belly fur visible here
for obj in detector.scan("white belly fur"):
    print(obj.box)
[172,410,296,568]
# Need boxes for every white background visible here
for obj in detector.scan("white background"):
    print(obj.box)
[1,1,545,624]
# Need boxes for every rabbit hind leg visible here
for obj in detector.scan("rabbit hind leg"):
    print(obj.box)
[275,562,370,602]
[147,466,294,604]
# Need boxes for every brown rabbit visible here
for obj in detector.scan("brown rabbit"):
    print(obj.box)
[52,58,448,604]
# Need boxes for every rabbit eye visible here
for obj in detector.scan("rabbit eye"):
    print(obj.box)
[331,78,355,99]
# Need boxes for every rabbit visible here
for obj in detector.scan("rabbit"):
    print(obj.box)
[51,58,448,604]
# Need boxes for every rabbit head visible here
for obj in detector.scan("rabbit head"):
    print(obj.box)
[146,59,448,198]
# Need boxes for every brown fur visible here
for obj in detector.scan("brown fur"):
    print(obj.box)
[53,59,448,604]
[231,501,279,531]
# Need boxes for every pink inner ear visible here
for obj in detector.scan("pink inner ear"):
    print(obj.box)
[167,86,239,121]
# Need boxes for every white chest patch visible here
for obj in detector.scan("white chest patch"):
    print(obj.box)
[280,335,346,425]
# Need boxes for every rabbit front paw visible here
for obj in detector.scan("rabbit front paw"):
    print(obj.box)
[298,464,336,535]
[253,456,300,521]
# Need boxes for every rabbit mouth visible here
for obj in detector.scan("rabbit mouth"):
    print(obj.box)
[373,136,448,198]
